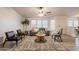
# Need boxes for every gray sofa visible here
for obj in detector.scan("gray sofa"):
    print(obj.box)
[29,28,50,36]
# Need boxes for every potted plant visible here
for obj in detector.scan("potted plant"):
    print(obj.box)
[21,18,29,31]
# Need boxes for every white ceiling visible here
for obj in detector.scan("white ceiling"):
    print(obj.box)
[12,7,79,18]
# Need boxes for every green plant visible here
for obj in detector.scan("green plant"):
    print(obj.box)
[21,18,29,25]
[21,18,30,31]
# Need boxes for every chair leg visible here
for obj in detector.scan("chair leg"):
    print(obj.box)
[60,36,63,42]
[54,36,56,41]
[18,36,22,41]
[52,35,54,39]
[3,40,7,47]
[57,37,59,40]
[16,41,18,46]
[20,36,22,41]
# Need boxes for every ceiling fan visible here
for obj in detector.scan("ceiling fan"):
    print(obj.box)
[37,7,52,16]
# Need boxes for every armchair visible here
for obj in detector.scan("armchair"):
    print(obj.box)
[52,28,63,42]
[3,31,21,47]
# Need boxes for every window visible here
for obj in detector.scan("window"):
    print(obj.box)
[31,20,48,28]
[68,20,73,27]
[74,20,78,27]
[37,20,42,28]
[31,19,55,30]
[31,20,37,28]
[50,20,55,30]
[42,20,48,28]
[68,19,79,27]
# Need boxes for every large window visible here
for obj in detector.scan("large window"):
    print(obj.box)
[31,20,48,28]
[31,19,55,31]
[68,20,73,27]
[42,20,48,28]
[74,20,78,27]
[37,20,42,28]
[50,20,55,30]
[68,18,79,27]
[31,20,37,28]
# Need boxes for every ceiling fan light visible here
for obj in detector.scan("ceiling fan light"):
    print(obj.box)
[38,13,44,16]
[39,10,42,13]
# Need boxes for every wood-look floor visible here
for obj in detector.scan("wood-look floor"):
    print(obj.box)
[0,35,79,51]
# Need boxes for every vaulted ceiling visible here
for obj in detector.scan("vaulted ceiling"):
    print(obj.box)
[12,7,79,18]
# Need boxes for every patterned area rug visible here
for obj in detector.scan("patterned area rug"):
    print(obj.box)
[13,36,55,51]
[12,35,77,51]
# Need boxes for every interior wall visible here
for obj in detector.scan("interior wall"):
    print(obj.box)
[0,8,23,38]
[55,16,67,34]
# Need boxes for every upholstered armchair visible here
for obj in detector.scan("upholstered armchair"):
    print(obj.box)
[3,31,21,47]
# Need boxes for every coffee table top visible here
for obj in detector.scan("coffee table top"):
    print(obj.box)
[36,34,45,36]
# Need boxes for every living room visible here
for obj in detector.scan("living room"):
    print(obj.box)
[0,7,79,51]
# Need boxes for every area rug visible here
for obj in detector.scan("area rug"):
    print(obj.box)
[12,35,76,51]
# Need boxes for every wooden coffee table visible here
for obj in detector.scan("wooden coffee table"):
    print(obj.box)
[35,34,47,43]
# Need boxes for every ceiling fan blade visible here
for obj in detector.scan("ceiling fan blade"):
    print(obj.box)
[46,11,52,13]
[37,7,43,10]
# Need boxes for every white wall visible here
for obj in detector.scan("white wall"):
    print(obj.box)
[55,16,67,34]
[0,8,23,38]
[65,18,77,37]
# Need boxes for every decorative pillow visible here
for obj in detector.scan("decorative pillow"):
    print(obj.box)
[34,28,38,32]
[31,28,38,32]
